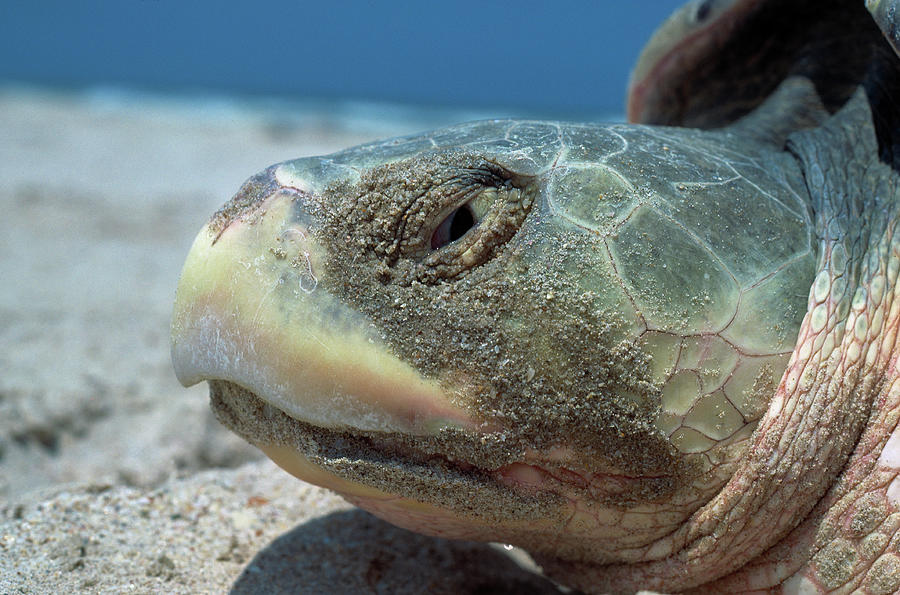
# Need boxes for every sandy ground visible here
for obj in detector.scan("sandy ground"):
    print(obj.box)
[0,88,566,593]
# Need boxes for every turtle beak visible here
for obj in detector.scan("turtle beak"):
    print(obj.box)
[170,164,478,436]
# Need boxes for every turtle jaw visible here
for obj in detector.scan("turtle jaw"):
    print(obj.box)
[168,167,680,556]
[204,378,567,545]
[170,177,483,437]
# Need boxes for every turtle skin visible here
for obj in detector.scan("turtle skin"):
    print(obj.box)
[171,0,900,592]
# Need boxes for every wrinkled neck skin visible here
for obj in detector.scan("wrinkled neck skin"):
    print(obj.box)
[545,89,900,592]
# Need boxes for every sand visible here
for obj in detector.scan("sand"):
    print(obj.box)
[0,87,565,593]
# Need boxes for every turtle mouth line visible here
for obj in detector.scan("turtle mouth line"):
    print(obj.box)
[207,379,671,506]
[207,380,539,507]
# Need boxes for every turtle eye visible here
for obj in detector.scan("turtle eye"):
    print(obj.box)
[393,157,535,282]
[431,203,476,249]
[691,0,716,24]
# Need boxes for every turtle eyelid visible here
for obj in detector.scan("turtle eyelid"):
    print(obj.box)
[416,178,536,283]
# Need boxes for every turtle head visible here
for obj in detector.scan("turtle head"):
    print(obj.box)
[172,121,813,563]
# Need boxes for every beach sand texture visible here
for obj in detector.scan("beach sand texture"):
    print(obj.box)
[0,88,566,593]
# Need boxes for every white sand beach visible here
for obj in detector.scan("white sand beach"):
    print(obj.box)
[0,87,567,593]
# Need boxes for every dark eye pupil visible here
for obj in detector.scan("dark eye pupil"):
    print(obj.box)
[448,206,475,242]
[694,0,712,22]
[431,205,476,249]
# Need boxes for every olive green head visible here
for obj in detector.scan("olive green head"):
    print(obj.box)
[171,120,815,560]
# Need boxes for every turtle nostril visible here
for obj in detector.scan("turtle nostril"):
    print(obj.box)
[431,205,476,249]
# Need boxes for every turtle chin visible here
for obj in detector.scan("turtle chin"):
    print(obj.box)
[204,379,565,546]
[203,377,680,563]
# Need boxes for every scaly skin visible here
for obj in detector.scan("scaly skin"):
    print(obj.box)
[541,90,900,593]
[708,92,900,595]
[172,119,818,574]
[170,97,900,595]
[170,0,900,592]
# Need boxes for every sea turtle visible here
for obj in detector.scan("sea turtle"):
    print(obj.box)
[171,0,900,592]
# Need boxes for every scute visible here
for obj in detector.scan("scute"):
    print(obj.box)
[502,122,563,170]
[555,229,645,345]
[275,158,360,194]
[721,352,788,419]
[683,388,746,441]
[560,125,630,163]
[636,331,682,379]
[660,369,704,417]
[610,205,740,333]
[428,119,516,147]
[546,164,639,235]
[657,174,813,286]
[721,255,816,353]
[677,334,739,392]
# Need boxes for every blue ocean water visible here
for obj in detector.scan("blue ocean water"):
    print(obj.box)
[0,1,683,117]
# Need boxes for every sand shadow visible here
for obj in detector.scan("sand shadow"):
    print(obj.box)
[230,508,566,594]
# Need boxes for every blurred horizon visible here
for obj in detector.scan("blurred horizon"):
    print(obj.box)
[0,1,683,117]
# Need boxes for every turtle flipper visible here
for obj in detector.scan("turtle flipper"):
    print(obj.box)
[868,0,900,58]
[629,0,874,131]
